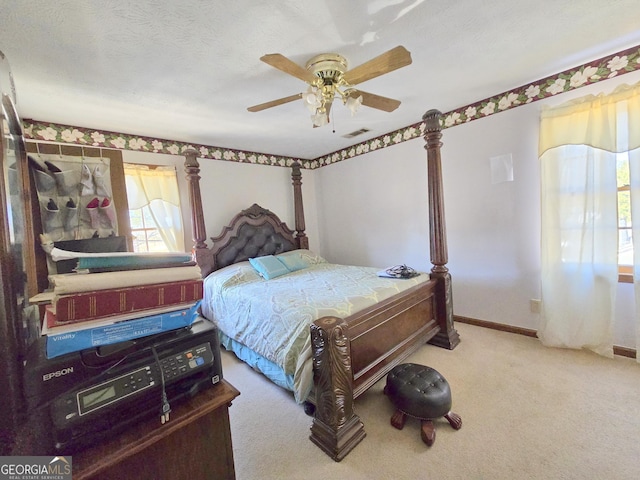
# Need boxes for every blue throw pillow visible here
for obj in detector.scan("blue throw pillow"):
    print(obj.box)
[249,255,290,280]
[276,252,310,272]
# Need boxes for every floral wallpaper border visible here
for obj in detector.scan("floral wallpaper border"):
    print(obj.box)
[23,44,640,170]
[22,121,306,169]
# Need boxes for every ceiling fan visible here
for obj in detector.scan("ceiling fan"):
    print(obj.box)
[247,46,412,127]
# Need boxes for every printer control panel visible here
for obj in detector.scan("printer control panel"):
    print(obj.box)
[159,343,211,380]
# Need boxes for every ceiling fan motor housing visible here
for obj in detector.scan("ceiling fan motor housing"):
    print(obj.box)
[305,53,348,85]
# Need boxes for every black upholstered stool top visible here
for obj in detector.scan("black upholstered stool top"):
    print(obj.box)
[384,363,461,446]
[386,363,452,419]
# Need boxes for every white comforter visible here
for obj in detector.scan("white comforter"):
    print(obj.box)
[200,250,430,401]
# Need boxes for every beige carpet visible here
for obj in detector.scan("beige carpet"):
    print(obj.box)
[221,322,640,480]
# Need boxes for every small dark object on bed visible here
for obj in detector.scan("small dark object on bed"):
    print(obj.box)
[385,264,419,279]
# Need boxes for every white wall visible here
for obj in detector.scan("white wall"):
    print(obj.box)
[314,147,431,271]
[315,70,640,349]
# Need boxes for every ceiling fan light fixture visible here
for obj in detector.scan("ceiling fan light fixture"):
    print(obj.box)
[311,111,329,127]
[345,94,363,116]
[303,86,321,107]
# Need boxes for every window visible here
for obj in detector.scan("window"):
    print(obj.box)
[128,204,168,252]
[537,80,640,358]
[123,164,185,253]
[618,153,632,280]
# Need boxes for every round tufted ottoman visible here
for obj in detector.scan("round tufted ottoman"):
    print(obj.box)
[384,363,462,446]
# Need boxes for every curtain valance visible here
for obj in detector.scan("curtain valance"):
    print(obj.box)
[124,164,180,209]
[539,80,640,156]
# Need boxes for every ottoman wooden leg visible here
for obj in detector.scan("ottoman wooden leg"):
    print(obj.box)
[420,420,436,446]
[444,411,462,430]
[390,410,406,430]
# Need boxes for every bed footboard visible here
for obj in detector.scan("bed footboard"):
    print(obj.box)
[309,280,441,461]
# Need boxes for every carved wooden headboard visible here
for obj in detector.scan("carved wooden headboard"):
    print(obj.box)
[206,203,297,273]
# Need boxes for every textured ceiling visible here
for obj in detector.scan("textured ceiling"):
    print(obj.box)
[1,1,640,159]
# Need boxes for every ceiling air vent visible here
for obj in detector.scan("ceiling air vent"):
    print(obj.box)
[342,128,371,139]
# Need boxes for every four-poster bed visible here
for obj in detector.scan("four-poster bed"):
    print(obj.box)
[183,109,460,461]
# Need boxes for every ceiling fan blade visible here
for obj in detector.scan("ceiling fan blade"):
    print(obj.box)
[356,90,401,112]
[342,46,412,86]
[247,93,302,112]
[260,53,318,84]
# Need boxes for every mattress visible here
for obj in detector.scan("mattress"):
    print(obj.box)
[200,250,430,402]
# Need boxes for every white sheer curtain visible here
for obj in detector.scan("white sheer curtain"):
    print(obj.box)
[123,164,185,252]
[538,80,640,360]
[630,137,640,360]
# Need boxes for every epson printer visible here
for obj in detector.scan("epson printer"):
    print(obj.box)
[23,318,223,453]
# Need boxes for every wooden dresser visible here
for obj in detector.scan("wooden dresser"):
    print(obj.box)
[73,380,240,480]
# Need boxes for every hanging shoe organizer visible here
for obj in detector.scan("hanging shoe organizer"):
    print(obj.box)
[28,151,118,242]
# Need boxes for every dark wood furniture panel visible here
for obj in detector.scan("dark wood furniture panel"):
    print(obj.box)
[73,380,239,480]
[1,81,38,453]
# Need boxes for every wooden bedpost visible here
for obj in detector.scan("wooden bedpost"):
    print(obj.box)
[423,109,460,350]
[309,317,366,461]
[291,162,309,249]
[184,149,214,276]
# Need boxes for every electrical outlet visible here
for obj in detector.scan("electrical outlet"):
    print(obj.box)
[529,299,541,313]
